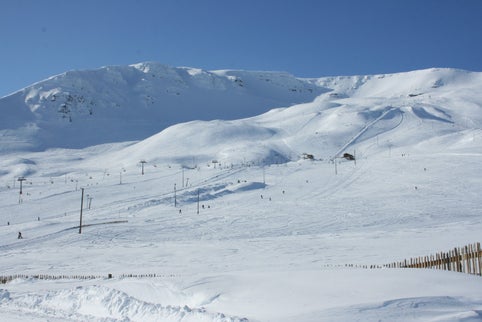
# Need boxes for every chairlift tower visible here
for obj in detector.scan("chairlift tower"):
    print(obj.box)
[17,177,26,204]
[86,194,93,209]
[140,160,147,175]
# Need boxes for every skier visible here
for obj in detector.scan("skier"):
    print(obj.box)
[18,232,23,239]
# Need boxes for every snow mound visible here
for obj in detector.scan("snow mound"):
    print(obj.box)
[0,284,247,322]
[319,296,482,322]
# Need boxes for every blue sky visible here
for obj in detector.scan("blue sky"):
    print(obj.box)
[1,0,482,97]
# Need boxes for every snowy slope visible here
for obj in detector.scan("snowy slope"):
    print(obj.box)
[0,62,324,151]
[1,65,482,321]
[64,68,482,170]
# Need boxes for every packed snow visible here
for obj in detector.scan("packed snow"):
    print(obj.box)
[1,64,482,321]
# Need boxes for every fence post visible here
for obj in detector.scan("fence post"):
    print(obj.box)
[444,252,450,271]
[467,245,471,274]
[471,244,475,275]
[454,248,460,272]
[473,243,478,275]
[470,243,476,275]
[477,243,482,276]
[448,249,457,272]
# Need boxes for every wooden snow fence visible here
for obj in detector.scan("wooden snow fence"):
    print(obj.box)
[2,243,481,284]
[385,242,482,276]
[0,273,179,284]
[0,274,105,284]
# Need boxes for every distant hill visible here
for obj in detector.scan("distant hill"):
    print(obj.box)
[1,63,481,164]
[0,62,324,151]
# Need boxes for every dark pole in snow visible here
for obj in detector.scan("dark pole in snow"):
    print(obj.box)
[197,189,200,214]
[182,168,184,188]
[88,196,93,209]
[174,183,177,207]
[79,188,84,234]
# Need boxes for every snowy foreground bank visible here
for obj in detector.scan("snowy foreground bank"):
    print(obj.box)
[1,269,482,321]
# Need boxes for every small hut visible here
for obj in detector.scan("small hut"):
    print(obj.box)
[343,153,355,161]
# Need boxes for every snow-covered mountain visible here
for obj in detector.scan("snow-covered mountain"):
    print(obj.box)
[1,64,481,173]
[2,63,482,156]
[1,64,482,321]
[0,62,324,151]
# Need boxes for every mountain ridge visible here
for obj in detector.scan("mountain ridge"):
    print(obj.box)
[0,62,326,151]
[0,63,481,157]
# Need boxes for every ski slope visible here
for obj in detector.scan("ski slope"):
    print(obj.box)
[1,65,482,321]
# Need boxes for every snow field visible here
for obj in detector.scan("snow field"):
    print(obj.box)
[1,143,482,321]
[1,65,482,320]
